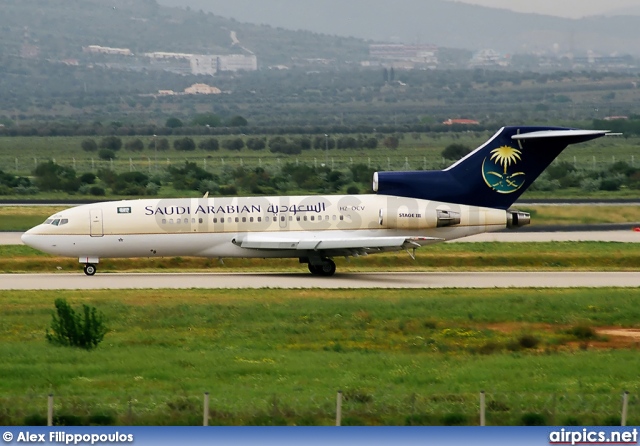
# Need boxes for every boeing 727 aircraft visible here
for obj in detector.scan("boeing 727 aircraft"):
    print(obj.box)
[22,126,608,276]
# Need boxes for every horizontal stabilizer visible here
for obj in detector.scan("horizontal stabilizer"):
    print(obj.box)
[233,235,442,251]
[512,129,609,141]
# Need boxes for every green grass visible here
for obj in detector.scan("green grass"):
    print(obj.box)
[1,242,638,273]
[1,288,640,425]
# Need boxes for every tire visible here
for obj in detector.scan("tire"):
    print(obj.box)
[319,259,336,277]
[308,263,322,275]
[84,264,97,276]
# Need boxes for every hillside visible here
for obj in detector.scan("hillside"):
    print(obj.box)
[0,0,368,65]
[158,0,640,56]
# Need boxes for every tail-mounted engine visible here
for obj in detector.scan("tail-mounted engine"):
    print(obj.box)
[507,210,531,229]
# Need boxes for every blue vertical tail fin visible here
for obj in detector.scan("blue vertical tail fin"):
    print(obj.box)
[373,126,608,209]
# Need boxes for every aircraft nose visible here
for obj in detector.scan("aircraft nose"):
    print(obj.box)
[21,228,41,249]
[21,229,34,247]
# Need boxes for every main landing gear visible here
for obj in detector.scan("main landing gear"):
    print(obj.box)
[83,264,97,276]
[307,259,336,277]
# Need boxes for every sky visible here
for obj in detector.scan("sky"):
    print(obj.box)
[451,0,639,18]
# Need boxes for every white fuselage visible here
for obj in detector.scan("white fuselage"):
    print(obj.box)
[21,194,508,262]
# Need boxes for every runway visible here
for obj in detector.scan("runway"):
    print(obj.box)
[2,272,639,290]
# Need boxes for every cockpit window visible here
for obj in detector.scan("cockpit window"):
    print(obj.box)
[52,219,60,226]
[44,219,53,224]
[60,219,69,226]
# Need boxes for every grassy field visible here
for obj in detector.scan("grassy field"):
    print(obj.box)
[0,242,639,273]
[1,288,640,426]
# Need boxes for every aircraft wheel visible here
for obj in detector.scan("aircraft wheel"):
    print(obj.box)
[319,259,336,277]
[84,264,97,276]
[308,264,322,275]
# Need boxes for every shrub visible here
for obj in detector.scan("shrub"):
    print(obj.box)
[518,334,540,349]
[562,416,582,426]
[89,186,106,196]
[441,413,467,426]
[568,325,596,340]
[521,412,546,426]
[602,415,622,426]
[98,149,115,161]
[199,138,219,152]
[88,413,116,426]
[125,138,144,152]
[174,137,196,152]
[442,143,470,160]
[46,298,107,350]
[24,413,47,426]
[81,139,98,152]
[99,136,122,152]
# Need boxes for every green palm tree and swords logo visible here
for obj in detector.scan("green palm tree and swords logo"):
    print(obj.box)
[481,145,526,194]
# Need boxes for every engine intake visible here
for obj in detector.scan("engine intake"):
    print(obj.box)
[507,210,531,229]
[437,210,461,228]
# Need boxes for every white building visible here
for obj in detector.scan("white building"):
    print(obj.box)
[84,45,133,56]
[184,84,222,95]
[190,55,258,75]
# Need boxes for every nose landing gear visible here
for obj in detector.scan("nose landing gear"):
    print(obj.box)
[83,264,97,276]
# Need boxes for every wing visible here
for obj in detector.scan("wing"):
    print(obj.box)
[232,234,443,255]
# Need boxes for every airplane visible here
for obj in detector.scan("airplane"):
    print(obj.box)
[21,126,608,277]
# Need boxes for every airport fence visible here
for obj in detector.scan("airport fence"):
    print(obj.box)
[1,154,637,177]
[0,390,634,426]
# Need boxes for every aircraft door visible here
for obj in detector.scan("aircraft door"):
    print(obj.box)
[90,209,104,237]
[278,213,288,229]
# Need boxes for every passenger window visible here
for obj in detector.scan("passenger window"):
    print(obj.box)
[162,219,167,224]
[213,218,218,223]
[289,216,293,222]
[303,216,307,221]
[242,217,247,223]
[296,216,301,221]
[340,216,344,221]
[221,218,225,223]
[325,216,329,221]
[169,219,174,224]
[250,217,254,223]
[332,215,337,221]
[311,216,315,221]
[199,218,203,224]
[235,217,239,223]
[258,217,262,223]
[280,216,285,222]
[266,217,270,223]
[192,218,196,224]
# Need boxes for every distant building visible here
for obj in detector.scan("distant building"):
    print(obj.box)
[443,119,480,125]
[84,45,133,56]
[470,49,509,67]
[369,44,438,65]
[190,55,258,75]
[184,84,222,95]
[603,116,629,121]
[145,52,193,60]
[158,90,176,96]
